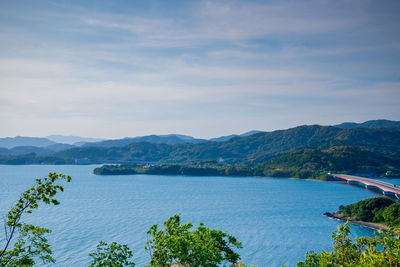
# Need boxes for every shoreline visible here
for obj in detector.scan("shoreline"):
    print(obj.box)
[323,212,390,231]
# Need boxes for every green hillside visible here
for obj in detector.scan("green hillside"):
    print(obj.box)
[261,146,400,178]
[336,197,400,227]
[335,119,400,130]
[1,125,399,174]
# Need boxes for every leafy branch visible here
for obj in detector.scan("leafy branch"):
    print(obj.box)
[0,173,71,266]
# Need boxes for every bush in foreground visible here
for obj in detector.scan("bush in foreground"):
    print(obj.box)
[297,223,400,267]
[145,214,242,266]
[0,173,71,266]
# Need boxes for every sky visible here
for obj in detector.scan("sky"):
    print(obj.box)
[0,0,399,139]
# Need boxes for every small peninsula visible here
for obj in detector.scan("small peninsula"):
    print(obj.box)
[93,162,333,180]
[325,197,400,231]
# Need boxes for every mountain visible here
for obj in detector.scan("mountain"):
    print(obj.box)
[1,123,399,166]
[83,134,206,148]
[0,145,69,156]
[240,130,263,136]
[8,146,54,155]
[35,125,400,165]
[0,136,56,149]
[45,143,76,152]
[209,134,238,142]
[0,143,75,156]
[159,134,201,141]
[209,130,263,142]
[262,146,400,177]
[94,145,400,178]
[334,119,400,130]
[46,135,103,145]
[0,147,9,156]
[82,132,261,147]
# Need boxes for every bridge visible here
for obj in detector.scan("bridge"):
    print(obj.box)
[331,174,400,199]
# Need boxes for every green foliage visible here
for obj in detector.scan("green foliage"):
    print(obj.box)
[95,163,255,177]
[382,204,400,227]
[95,144,400,179]
[3,224,53,266]
[0,173,71,266]
[233,262,257,267]
[145,214,242,267]
[340,197,400,226]
[297,223,400,266]
[262,146,400,178]
[94,164,138,175]
[88,241,135,267]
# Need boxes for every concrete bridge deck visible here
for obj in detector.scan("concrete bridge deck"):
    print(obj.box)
[331,174,400,199]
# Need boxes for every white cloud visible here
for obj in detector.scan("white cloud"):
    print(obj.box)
[76,0,368,49]
[0,0,399,138]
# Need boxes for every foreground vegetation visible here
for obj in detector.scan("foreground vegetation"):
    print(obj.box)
[2,174,400,266]
[0,173,71,266]
[297,223,400,267]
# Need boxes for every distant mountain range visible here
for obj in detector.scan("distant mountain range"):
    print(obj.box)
[1,120,398,152]
[46,135,104,145]
[209,130,263,142]
[82,134,206,148]
[0,120,399,168]
[334,119,400,130]
[0,131,264,153]
[0,136,56,149]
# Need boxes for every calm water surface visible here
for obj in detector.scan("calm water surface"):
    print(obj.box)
[1,165,398,266]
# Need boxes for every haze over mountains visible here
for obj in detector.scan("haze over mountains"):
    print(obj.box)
[1,120,398,150]
[0,136,57,149]
[0,130,265,152]
[46,135,104,145]
[0,120,399,166]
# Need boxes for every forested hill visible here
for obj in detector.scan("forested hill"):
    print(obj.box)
[261,146,400,178]
[334,119,400,130]
[1,125,399,166]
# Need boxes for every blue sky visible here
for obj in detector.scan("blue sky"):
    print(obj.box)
[0,0,399,139]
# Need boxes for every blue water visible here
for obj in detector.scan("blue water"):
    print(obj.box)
[1,165,397,267]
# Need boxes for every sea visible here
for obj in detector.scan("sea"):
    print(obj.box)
[0,165,398,267]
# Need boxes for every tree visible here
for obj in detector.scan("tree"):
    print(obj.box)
[145,214,242,267]
[383,204,400,226]
[88,241,135,267]
[0,173,71,266]
[297,223,400,266]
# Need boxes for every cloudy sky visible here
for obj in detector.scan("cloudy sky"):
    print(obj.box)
[0,0,399,139]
